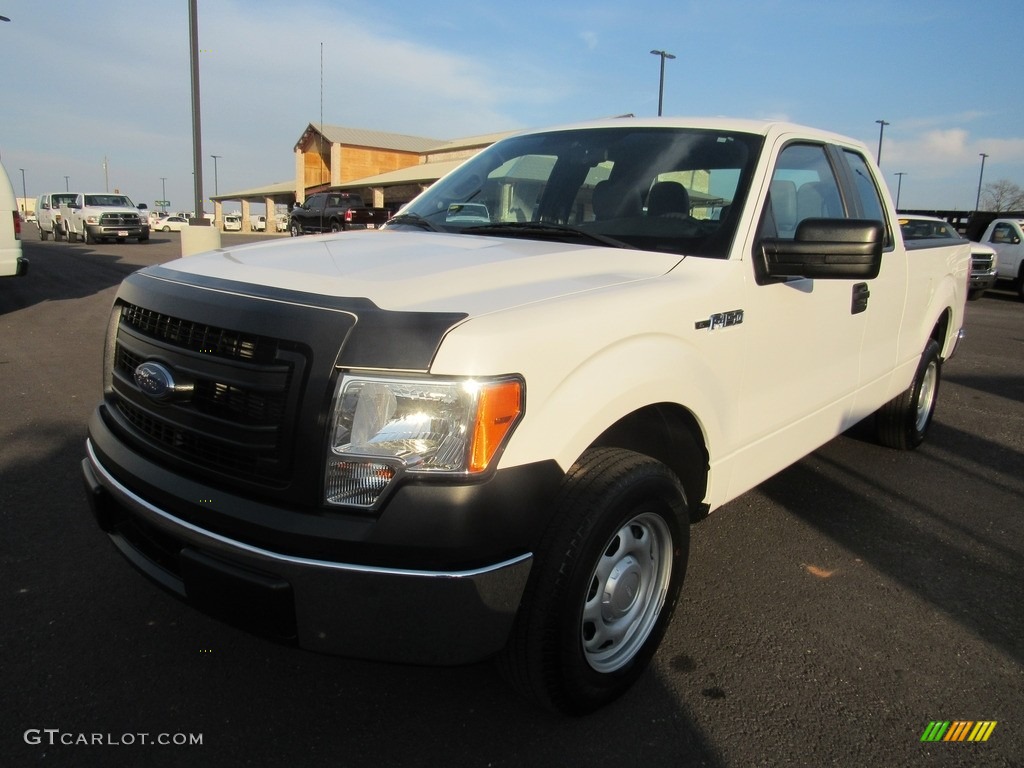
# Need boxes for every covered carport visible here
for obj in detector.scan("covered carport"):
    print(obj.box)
[210,180,296,233]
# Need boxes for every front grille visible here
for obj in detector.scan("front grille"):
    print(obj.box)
[99,212,142,226]
[121,304,273,362]
[109,302,304,487]
[971,255,994,272]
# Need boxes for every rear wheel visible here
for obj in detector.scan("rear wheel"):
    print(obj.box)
[499,447,688,714]
[875,338,941,450]
[39,225,49,241]
[1017,266,1024,302]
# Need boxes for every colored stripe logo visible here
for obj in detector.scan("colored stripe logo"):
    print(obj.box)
[920,721,997,742]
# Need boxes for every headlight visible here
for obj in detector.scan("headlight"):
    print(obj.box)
[324,374,523,507]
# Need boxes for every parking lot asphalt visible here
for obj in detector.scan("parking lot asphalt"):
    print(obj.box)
[2,231,1022,767]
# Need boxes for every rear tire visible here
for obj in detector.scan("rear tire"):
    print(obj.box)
[39,226,49,241]
[875,339,941,450]
[1017,266,1024,302]
[498,447,688,714]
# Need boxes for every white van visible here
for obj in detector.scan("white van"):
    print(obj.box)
[1,161,27,278]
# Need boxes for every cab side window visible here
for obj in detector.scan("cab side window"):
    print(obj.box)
[990,223,1019,244]
[764,144,845,239]
[843,150,892,247]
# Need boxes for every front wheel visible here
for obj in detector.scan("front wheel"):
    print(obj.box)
[289,222,301,237]
[875,338,941,450]
[499,447,688,714]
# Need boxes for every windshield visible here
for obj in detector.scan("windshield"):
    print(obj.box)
[84,195,135,207]
[391,126,762,258]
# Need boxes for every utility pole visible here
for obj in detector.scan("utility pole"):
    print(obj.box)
[894,172,906,209]
[210,155,221,196]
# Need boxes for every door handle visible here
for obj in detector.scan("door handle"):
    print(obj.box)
[851,282,870,315]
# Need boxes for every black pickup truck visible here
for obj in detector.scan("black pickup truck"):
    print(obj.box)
[288,192,390,236]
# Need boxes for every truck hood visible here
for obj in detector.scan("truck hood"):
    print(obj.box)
[159,230,683,315]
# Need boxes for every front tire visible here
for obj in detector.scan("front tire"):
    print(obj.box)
[290,222,301,237]
[875,338,941,450]
[499,447,688,714]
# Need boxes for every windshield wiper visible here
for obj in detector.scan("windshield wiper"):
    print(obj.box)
[463,222,634,249]
[387,213,443,232]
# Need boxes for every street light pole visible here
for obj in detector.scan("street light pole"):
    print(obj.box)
[160,177,167,211]
[649,49,676,117]
[64,175,69,192]
[894,172,906,210]
[189,0,206,222]
[18,168,27,217]
[210,155,221,197]
[975,153,989,211]
[875,120,890,166]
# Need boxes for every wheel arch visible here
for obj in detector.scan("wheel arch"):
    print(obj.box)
[590,403,709,523]
[930,307,952,359]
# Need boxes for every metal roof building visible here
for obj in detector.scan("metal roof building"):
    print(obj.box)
[210,123,515,232]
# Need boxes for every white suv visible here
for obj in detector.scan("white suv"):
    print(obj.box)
[1,160,27,278]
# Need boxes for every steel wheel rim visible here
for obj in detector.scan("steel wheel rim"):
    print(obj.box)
[915,360,938,433]
[581,511,673,673]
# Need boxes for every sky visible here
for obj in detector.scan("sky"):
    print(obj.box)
[2,0,1022,215]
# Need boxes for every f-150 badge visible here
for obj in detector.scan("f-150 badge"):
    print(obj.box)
[695,309,744,331]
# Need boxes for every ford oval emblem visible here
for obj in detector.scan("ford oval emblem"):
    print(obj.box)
[134,361,183,401]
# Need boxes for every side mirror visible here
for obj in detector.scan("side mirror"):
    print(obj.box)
[760,219,884,280]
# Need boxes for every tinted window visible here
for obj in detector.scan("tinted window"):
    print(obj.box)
[763,143,845,240]
[843,150,891,245]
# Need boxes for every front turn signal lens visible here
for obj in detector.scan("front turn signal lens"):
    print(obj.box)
[469,380,523,473]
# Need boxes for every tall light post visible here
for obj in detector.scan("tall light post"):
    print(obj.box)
[160,177,167,211]
[64,175,69,192]
[975,153,989,211]
[210,155,221,197]
[650,49,676,117]
[875,119,890,166]
[18,168,27,217]
[894,172,906,210]
[189,0,206,222]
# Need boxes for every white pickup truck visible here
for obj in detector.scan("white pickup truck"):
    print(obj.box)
[979,218,1024,300]
[60,193,150,244]
[81,118,969,713]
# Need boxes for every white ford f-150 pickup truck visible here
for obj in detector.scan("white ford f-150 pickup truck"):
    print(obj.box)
[81,118,969,714]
